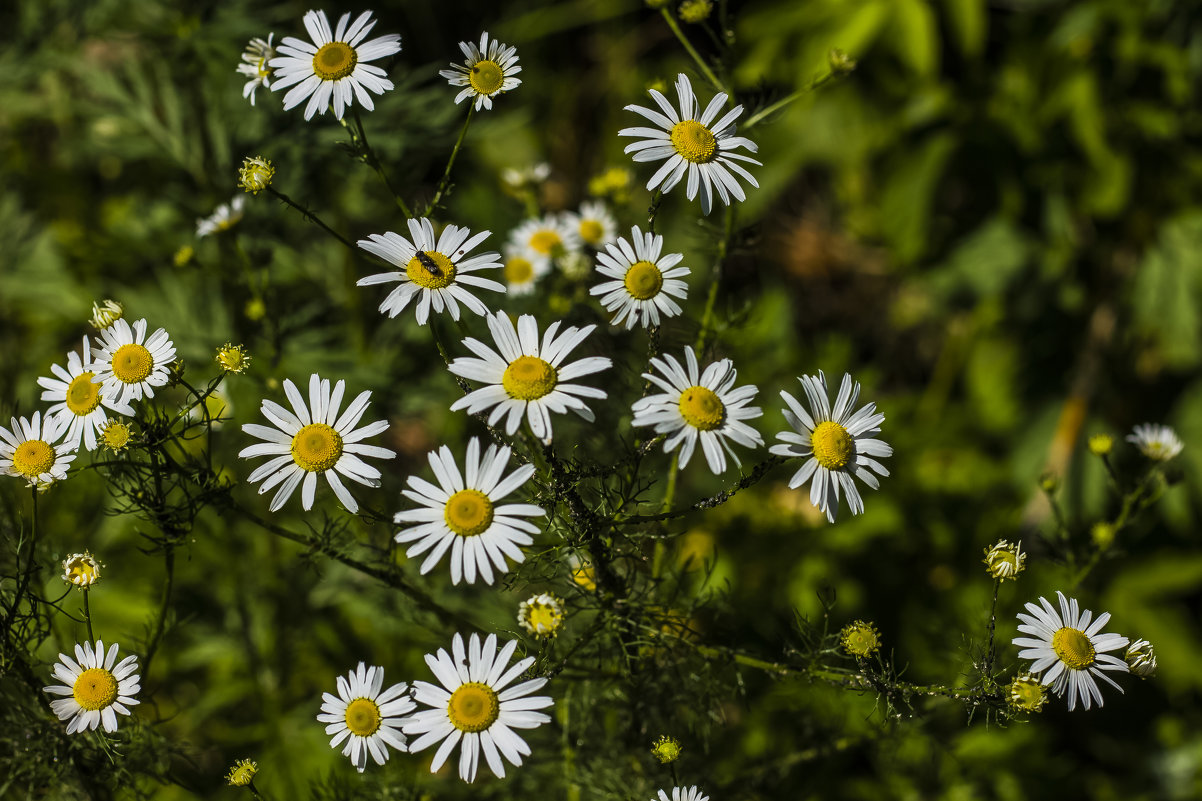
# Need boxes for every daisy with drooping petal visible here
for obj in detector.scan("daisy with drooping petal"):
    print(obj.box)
[1126,423,1183,461]
[91,318,177,407]
[508,215,581,272]
[590,225,690,329]
[237,34,276,106]
[632,347,762,474]
[269,9,401,120]
[769,371,891,524]
[43,640,140,734]
[619,73,760,215]
[501,246,550,296]
[1012,590,1130,711]
[196,196,245,237]
[440,31,522,111]
[448,311,612,443]
[0,413,76,487]
[239,373,396,513]
[403,632,552,783]
[357,218,505,324]
[566,200,617,249]
[317,662,415,772]
[656,787,709,801]
[38,337,134,452]
[394,437,544,585]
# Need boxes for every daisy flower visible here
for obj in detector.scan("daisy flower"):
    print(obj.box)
[237,33,276,106]
[631,347,763,474]
[448,311,612,443]
[43,640,140,734]
[91,318,177,407]
[239,373,396,513]
[269,9,401,120]
[1012,591,1130,711]
[590,225,690,329]
[38,337,134,452]
[656,788,709,801]
[357,218,505,324]
[440,32,522,111]
[1126,423,1183,461]
[394,437,544,585]
[317,662,415,772]
[0,412,76,487]
[403,632,552,783]
[566,200,617,249]
[518,593,565,638]
[508,214,581,272]
[501,246,550,296]
[769,371,891,524]
[196,196,245,237]
[620,73,760,215]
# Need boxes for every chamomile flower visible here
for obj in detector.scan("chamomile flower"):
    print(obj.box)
[317,662,414,772]
[403,632,552,783]
[508,215,581,272]
[1012,591,1130,711]
[656,787,709,801]
[62,552,102,588]
[440,32,522,111]
[38,337,134,452]
[237,34,276,106]
[0,413,75,487]
[619,73,760,215]
[631,347,763,474]
[590,225,690,329]
[448,311,611,443]
[357,218,505,324]
[1126,423,1183,461]
[239,373,396,513]
[393,438,545,585]
[196,196,245,237]
[501,247,550,296]
[769,371,891,524]
[518,594,565,638]
[566,200,617,249]
[43,640,140,734]
[91,318,177,406]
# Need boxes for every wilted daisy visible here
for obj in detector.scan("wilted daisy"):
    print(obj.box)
[440,31,522,111]
[43,640,140,734]
[656,787,709,801]
[38,337,134,452]
[196,196,245,237]
[840,620,881,658]
[1125,639,1157,678]
[215,343,252,374]
[983,539,1026,581]
[239,373,396,513]
[237,156,274,194]
[62,552,102,588]
[632,347,762,474]
[99,420,134,454]
[269,9,401,120]
[449,311,611,443]
[393,438,544,585]
[620,73,760,215]
[651,734,682,764]
[237,34,276,106]
[508,215,581,271]
[357,218,505,324]
[403,632,552,783]
[92,318,177,406]
[0,413,75,487]
[1007,673,1048,712]
[566,200,617,249]
[501,247,550,296]
[770,371,891,524]
[1126,423,1183,461]
[590,225,690,329]
[1012,591,1130,711]
[317,662,414,772]
[518,593,565,638]
[89,299,123,330]
[226,758,258,787]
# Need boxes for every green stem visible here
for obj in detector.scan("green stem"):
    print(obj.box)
[83,587,95,642]
[423,105,475,216]
[650,453,680,582]
[265,187,358,252]
[660,8,728,96]
[695,205,736,353]
[618,456,784,526]
[743,69,839,129]
[647,189,663,234]
[351,109,414,218]
[5,488,41,631]
[982,577,1000,680]
[141,547,175,680]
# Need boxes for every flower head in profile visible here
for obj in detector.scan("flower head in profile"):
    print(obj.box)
[92,318,178,406]
[38,336,134,452]
[0,413,75,487]
[840,620,881,658]
[566,200,617,249]
[269,9,401,120]
[317,662,414,772]
[518,593,565,638]
[197,196,245,237]
[89,299,124,330]
[508,215,581,272]
[226,758,258,787]
[591,225,690,329]
[1126,423,1183,461]
[983,539,1026,581]
[43,640,140,734]
[440,32,522,111]
[237,34,276,105]
[656,787,709,801]
[62,552,102,589]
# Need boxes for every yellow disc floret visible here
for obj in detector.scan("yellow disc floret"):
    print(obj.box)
[290,423,343,472]
[215,343,252,374]
[444,489,495,537]
[1008,673,1048,712]
[447,682,500,733]
[519,593,565,637]
[226,759,259,787]
[100,421,132,453]
[469,60,504,94]
[13,440,55,479]
[112,343,153,384]
[505,257,535,284]
[528,230,562,256]
[65,372,102,416]
[670,120,718,163]
[1052,627,1095,670]
[624,260,664,300]
[810,420,853,470]
[73,667,118,711]
[579,219,604,244]
[840,620,881,658]
[62,552,102,588]
[678,386,725,431]
[502,356,558,400]
[405,251,457,290]
[344,697,382,736]
[312,41,357,81]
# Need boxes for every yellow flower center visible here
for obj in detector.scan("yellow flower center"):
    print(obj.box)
[841,621,880,657]
[290,423,343,472]
[468,59,504,94]
[64,554,100,586]
[678,386,724,431]
[810,420,853,470]
[73,667,118,711]
[505,257,535,284]
[624,260,664,300]
[579,219,604,244]
[65,372,102,416]
[670,120,718,163]
[405,250,457,290]
[525,602,563,634]
[444,489,495,537]
[226,759,258,787]
[344,697,382,736]
[312,41,357,81]
[1052,627,1096,670]
[447,682,500,733]
[112,343,153,384]
[572,564,596,591]
[528,230,562,256]
[1008,676,1047,712]
[100,421,132,452]
[502,356,557,400]
[12,440,55,479]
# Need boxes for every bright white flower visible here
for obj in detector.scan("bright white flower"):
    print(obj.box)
[1012,591,1130,711]
[619,73,760,215]
[269,9,401,120]
[769,371,891,524]
[440,31,522,111]
[656,787,709,801]
[91,318,177,407]
[632,347,762,474]
[403,632,552,783]
[357,218,505,324]
[38,337,134,452]
[1126,423,1183,461]
[448,312,611,443]
[237,34,276,105]
[239,373,396,513]
[565,200,617,249]
[317,662,415,772]
[590,225,690,329]
[196,196,245,237]
[43,640,140,734]
[508,215,581,272]
[0,413,75,487]
[501,246,550,296]
[394,437,544,585]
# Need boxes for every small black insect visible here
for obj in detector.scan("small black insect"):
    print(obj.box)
[414,251,443,277]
